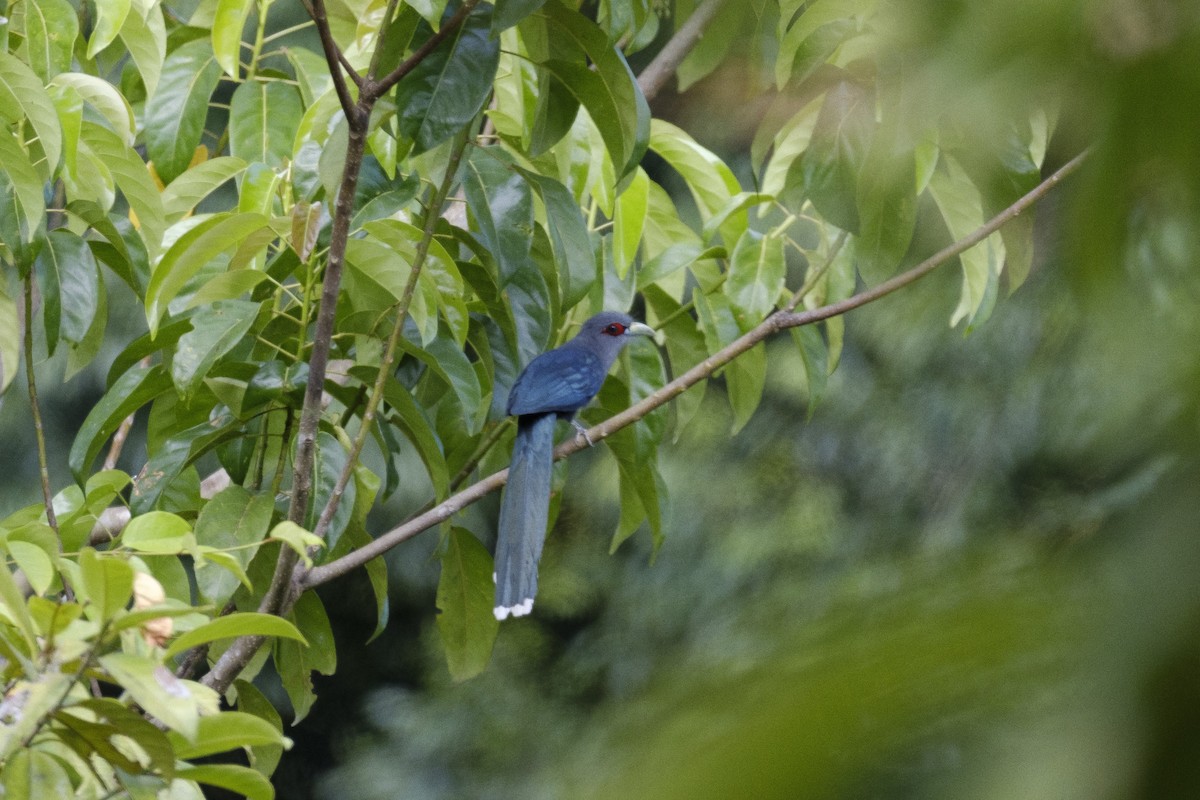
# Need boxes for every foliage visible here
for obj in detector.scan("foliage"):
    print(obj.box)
[0,0,1083,795]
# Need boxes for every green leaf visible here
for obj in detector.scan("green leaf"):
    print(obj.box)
[0,553,39,652]
[725,229,786,322]
[22,0,78,82]
[163,156,248,221]
[78,548,134,622]
[145,212,273,335]
[310,430,354,550]
[117,3,167,98]
[54,72,134,147]
[98,652,216,739]
[0,280,18,397]
[643,285,708,437]
[144,40,222,184]
[63,698,176,776]
[88,0,132,58]
[171,300,260,400]
[759,97,823,197]
[35,229,100,356]
[436,528,498,681]
[613,167,649,280]
[174,765,274,800]
[213,0,255,77]
[792,324,829,414]
[695,291,765,434]
[856,120,918,279]
[164,613,306,659]
[516,168,595,310]
[277,591,335,723]
[168,711,288,759]
[0,748,72,798]
[541,3,649,177]
[268,521,323,568]
[928,155,1004,330]
[0,128,48,271]
[7,541,54,595]
[395,333,485,435]
[649,120,744,245]
[122,511,193,554]
[493,0,547,33]
[799,80,875,232]
[229,80,303,169]
[380,375,450,499]
[676,0,746,90]
[462,149,548,361]
[233,679,286,775]
[0,52,63,173]
[395,4,499,154]
[69,365,172,480]
[83,122,166,260]
[194,487,273,605]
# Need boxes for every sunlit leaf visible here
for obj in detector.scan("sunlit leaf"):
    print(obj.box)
[436,528,498,681]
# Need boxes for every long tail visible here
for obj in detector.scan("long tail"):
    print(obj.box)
[494,414,555,620]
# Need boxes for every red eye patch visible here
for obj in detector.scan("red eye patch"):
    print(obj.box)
[603,323,627,336]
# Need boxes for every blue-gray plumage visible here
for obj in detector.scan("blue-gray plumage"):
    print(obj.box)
[494,311,655,620]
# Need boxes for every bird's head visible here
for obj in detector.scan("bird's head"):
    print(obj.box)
[583,311,656,342]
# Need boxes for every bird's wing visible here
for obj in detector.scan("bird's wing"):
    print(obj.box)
[507,347,605,416]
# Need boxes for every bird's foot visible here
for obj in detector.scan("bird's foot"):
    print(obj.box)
[571,420,594,447]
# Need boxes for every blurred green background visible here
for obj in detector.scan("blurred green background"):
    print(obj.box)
[9,1,1200,797]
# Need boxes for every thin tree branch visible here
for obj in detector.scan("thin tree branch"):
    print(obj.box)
[306,0,360,116]
[299,150,1090,589]
[638,0,728,104]
[25,279,59,542]
[370,0,481,98]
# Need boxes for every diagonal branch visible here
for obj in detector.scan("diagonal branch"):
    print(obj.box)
[638,0,729,104]
[306,0,360,117]
[299,150,1090,589]
[370,0,481,98]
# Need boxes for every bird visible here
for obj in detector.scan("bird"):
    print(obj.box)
[494,311,655,621]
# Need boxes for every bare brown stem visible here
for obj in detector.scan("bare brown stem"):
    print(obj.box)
[638,0,728,104]
[298,150,1090,588]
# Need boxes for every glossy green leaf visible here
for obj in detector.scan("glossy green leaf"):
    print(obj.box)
[122,510,193,554]
[0,749,72,797]
[117,3,167,97]
[396,332,485,435]
[395,4,499,154]
[856,121,918,279]
[286,47,334,107]
[0,130,47,274]
[173,764,273,800]
[0,280,18,397]
[78,548,134,622]
[650,120,744,245]
[494,0,547,32]
[0,52,63,173]
[52,72,135,146]
[131,411,242,514]
[98,652,215,738]
[35,230,100,356]
[171,300,260,399]
[83,122,166,259]
[229,80,303,169]
[88,0,132,57]
[759,98,822,198]
[800,80,875,232]
[278,591,335,723]
[343,236,437,343]
[542,3,649,177]
[168,711,288,761]
[7,541,53,596]
[695,291,765,434]
[310,430,355,550]
[23,0,78,82]
[516,168,595,310]
[162,156,248,220]
[725,229,786,322]
[437,528,498,681]
[63,698,176,776]
[69,365,171,480]
[643,285,709,438]
[269,520,324,568]
[164,613,306,659]
[145,212,273,335]
[213,0,255,77]
[613,167,649,279]
[380,375,450,499]
[144,40,222,184]
[234,679,286,775]
[676,0,745,90]
[792,324,829,414]
[928,155,1004,330]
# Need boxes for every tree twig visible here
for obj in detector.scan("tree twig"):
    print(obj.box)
[25,278,59,542]
[299,150,1090,589]
[371,0,481,97]
[638,0,729,104]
